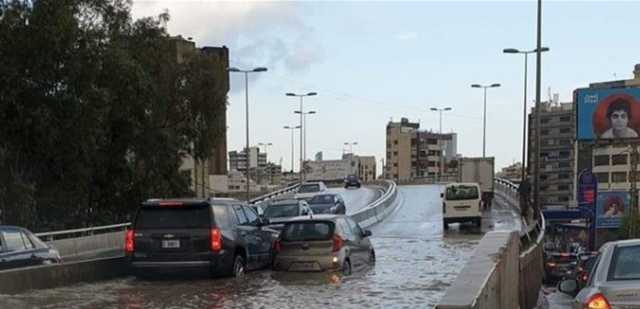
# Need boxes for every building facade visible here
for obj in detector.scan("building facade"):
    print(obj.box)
[386,118,457,182]
[357,156,377,182]
[528,100,575,206]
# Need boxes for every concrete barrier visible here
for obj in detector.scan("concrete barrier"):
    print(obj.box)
[349,180,398,228]
[50,231,124,261]
[436,231,520,309]
[0,257,127,294]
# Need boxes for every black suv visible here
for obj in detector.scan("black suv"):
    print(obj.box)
[127,198,276,278]
[344,175,361,189]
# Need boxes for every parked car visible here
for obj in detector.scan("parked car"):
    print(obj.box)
[559,239,640,308]
[308,193,346,214]
[272,215,375,275]
[575,251,598,289]
[344,175,361,189]
[441,182,482,229]
[262,199,313,231]
[0,225,62,270]
[294,181,328,202]
[126,198,277,278]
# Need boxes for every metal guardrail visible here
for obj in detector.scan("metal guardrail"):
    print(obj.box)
[35,223,131,242]
[248,183,301,204]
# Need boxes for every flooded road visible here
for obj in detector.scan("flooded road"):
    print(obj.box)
[1,185,491,309]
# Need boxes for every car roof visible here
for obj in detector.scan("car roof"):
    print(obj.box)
[267,199,301,205]
[0,225,27,231]
[284,214,345,222]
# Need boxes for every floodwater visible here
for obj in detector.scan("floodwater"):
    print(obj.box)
[1,185,495,309]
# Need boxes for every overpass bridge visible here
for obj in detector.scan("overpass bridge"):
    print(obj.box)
[0,180,544,309]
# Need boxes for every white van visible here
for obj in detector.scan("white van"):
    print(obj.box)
[441,182,482,229]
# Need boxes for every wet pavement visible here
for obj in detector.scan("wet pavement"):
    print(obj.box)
[0,185,504,309]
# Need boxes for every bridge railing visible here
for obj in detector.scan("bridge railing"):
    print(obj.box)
[350,180,398,228]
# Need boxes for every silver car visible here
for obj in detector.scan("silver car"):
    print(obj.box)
[559,238,640,309]
[272,215,375,275]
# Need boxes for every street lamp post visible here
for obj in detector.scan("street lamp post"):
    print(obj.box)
[471,83,501,158]
[503,47,550,184]
[294,110,317,166]
[430,107,452,182]
[286,92,317,183]
[258,142,273,184]
[228,66,267,201]
[283,125,301,174]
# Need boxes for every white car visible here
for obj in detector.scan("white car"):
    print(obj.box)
[441,182,482,229]
[294,181,328,202]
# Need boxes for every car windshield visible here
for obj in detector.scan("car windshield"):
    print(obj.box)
[299,184,320,193]
[263,204,299,218]
[135,206,210,229]
[282,222,334,241]
[310,195,334,204]
[445,185,479,200]
[609,245,640,281]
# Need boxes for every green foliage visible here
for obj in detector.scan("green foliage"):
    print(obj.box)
[619,210,640,239]
[0,0,227,230]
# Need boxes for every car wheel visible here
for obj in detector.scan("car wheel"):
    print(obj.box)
[368,249,376,264]
[342,259,352,276]
[233,255,246,278]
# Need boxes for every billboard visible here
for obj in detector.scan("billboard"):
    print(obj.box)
[595,191,629,229]
[305,159,355,181]
[576,87,640,140]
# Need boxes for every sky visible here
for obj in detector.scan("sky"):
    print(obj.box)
[131,0,640,173]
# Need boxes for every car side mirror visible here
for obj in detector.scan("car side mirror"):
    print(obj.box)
[558,279,578,295]
[362,230,372,238]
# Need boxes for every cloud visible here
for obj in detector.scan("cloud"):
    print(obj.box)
[131,1,324,76]
[395,31,419,41]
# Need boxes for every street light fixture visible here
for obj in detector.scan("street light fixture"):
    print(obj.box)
[430,107,453,183]
[283,125,301,174]
[471,83,501,158]
[503,46,550,184]
[294,110,317,164]
[286,92,318,183]
[228,66,268,201]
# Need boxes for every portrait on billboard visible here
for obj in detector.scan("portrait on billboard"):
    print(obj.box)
[576,88,640,140]
[595,191,629,229]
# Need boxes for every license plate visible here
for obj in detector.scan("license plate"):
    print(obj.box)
[291,262,318,271]
[162,240,180,248]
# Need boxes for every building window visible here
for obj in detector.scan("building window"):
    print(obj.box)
[559,139,571,145]
[612,154,628,165]
[612,172,627,183]
[559,116,571,122]
[393,163,398,167]
[393,151,398,156]
[559,196,570,202]
[541,129,550,136]
[558,185,569,191]
[558,161,570,168]
[541,118,550,124]
[559,173,570,179]
[559,151,570,158]
[540,174,548,180]
[393,174,398,179]
[428,161,436,167]
[394,140,398,145]
[594,155,609,166]
[427,139,438,145]
[560,128,571,134]
[595,172,609,183]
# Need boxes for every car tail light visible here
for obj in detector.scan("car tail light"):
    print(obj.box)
[159,201,183,207]
[210,228,222,252]
[273,240,282,253]
[584,293,611,309]
[125,229,135,253]
[332,234,343,252]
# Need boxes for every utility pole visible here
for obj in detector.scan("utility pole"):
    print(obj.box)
[533,0,543,217]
